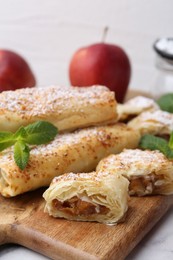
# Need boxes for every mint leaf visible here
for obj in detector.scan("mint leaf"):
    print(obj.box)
[13,126,28,140]
[139,134,173,159]
[14,140,30,170]
[157,93,173,113]
[167,149,173,159]
[0,121,58,170]
[24,121,58,145]
[168,132,173,149]
[0,132,16,151]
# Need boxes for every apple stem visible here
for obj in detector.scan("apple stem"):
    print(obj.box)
[102,26,109,42]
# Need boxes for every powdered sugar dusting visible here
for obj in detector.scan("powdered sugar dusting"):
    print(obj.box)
[126,96,159,110]
[99,149,172,177]
[0,85,114,117]
[139,110,173,129]
[117,149,167,165]
[52,170,112,184]
[31,124,116,155]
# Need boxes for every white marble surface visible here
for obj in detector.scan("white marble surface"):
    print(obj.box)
[127,207,173,260]
[0,0,173,259]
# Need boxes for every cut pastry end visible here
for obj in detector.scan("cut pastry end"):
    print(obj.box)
[0,169,12,198]
[43,171,129,225]
[0,167,34,198]
[129,174,173,196]
[96,149,173,196]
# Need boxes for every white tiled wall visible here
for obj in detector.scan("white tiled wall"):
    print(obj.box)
[0,0,172,91]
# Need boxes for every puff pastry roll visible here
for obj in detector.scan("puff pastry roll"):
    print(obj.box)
[118,96,159,121]
[0,124,140,197]
[0,85,117,132]
[128,110,173,137]
[43,171,129,224]
[96,149,173,196]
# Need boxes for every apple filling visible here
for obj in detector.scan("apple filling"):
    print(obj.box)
[52,196,109,216]
[129,174,165,196]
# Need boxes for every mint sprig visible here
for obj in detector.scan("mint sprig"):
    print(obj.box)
[157,93,173,113]
[139,133,173,159]
[0,121,58,170]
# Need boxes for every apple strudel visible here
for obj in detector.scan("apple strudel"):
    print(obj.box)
[0,124,140,197]
[96,149,173,196]
[43,171,129,224]
[0,85,117,132]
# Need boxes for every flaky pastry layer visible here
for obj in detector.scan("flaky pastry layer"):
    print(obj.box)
[43,171,129,224]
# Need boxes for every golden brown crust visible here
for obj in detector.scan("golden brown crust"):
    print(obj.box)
[0,85,117,132]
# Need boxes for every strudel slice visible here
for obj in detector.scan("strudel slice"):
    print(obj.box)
[128,110,173,138]
[96,149,173,196]
[43,171,129,224]
[118,96,159,122]
[0,85,117,132]
[0,124,140,197]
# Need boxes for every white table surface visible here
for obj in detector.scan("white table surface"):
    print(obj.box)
[0,0,173,259]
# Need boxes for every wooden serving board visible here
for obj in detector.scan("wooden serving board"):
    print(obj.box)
[0,189,173,260]
[0,90,172,259]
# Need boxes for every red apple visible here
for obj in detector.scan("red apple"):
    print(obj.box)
[0,50,36,92]
[69,43,131,102]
